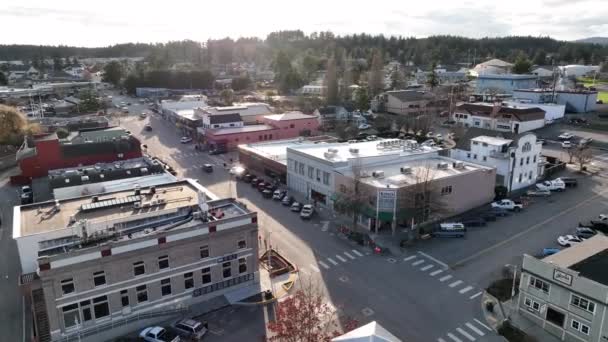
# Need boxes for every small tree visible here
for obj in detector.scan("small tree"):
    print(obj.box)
[427,62,439,89]
[220,89,234,106]
[55,128,69,139]
[512,53,532,74]
[323,57,339,105]
[0,104,38,146]
[333,158,367,232]
[354,87,370,111]
[573,146,593,171]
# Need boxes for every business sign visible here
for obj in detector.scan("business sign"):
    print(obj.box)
[553,269,573,286]
[377,189,397,212]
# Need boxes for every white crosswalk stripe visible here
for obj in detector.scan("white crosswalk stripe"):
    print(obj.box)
[456,327,476,341]
[336,255,347,262]
[403,255,417,261]
[352,250,364,257]
[430,269,444,276]
[449,280,464,288]
[469,292,483,300]
[447,333,463,342]
[474,319,492,331]
[327,258,339,265]
[439,275,453,282]
[421,264,434,271]
[466,322,485,336]
[412,259,425,266]
[318,261,330,269]
[344,252,356,259]
[309,264,321,273]
[459,286,474,294]
[437,338,447,342]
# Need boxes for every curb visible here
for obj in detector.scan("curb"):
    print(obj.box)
[233,271,298,306]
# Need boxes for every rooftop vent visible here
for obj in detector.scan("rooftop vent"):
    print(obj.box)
[400,166,413,174]
[454,161,465,169]
[349,148,359,154]
[372,170,385,178]
[437,162,449,170]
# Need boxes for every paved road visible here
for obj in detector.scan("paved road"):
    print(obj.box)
[121,111,500,342]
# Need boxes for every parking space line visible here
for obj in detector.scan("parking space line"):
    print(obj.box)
[447,333,463,342]
[421,264,434,271]
[352,250,364,257]
[344,252,355,259]
[459,286,474,294]
[456,327,476,341]
[449,280,464,288]
[465,322,485,336]
[439,275,453,282]
[327,258,339,266]
[437,338,447,342]
[469,292,483,300]
[335,255,347,262]
[474,319,492,331]
[403,255,417,261]
[309,264,321,273]
[430,269,444,276]
[412,260,425,266]
[318,261,330,269]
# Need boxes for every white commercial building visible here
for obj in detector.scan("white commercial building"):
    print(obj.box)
[503,100,565,123]
[195,102,274,125]
[453,102,546,134]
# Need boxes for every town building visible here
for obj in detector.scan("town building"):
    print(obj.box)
[502,100,565,123]
[450,128,544,192]
[299,85,326,96]
[314,106,352,128]
[332,321,402,342]
[475,74,538,94]
[160,95,207,136]
[453,102,546,134]
[471,59,513,76]
[371,90,433,115]
[512,89,598,113]
[195,102,274,125]
[557,65,601,78]
[516,235,608,342]
[237,136,338,182]
[13,127,142,184]
[531,67,555,79]
[14,179,259,342]
[286,139,495,231]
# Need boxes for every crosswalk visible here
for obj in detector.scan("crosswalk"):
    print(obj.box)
[306,249,368,273]
[438,319,493,342]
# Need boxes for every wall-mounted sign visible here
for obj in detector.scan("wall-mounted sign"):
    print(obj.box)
[553,269,573,286]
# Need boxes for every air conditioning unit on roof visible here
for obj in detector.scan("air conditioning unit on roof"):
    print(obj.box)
[372,170,385,178]
[437,162,449,170]
[400,166,412,174]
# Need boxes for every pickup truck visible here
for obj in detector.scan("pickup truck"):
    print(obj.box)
[490,199,523,211]
[536,179,565,192]
[432,229,465,238]
[140,327,181,342]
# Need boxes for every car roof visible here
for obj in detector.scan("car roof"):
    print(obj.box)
[177,318,199,327]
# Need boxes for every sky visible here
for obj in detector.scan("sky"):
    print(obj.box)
[1,0,607,47]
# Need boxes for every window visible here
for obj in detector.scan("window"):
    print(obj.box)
[339,184,347,193]
[467,153,471,159]
[184,272,194,289]
[239,258,247,274]
[322,171,330,185]
[571,320,580,331]
[117,153,124,158]
[524,297,541,312]
[482,143,488,147]
[520,158,524,166]
[93,271,106,287]
[472,141,479,145]
[133,261,145,276]
[61,278,75,295]
[161,278,172,296]
[316,169,321,181]
[136,285,148,303]
[571,294,596,313]
[582,324,590,335]
[546,307,565,328]
[519,173,522,182]
[529,171,533,180]
[299,163,305,175]
[482,156,487,161]
[200,245,209,259]
[81,300,92,321]
[62,303,80,328]
[473,154,477,159]
[308,166,314,179]
[120,290,129,307]
[223,262,232,279]
[290,124,295,128]
[202,267,211,284]
[522,142,532,152]
[529,276,550,294]
[269,134,272,139]
[238,239,246,249]
[526,156,530,164]
[441,186,452,195]
[92,295,109,319]
[158,255,169,270]
[533,155,537,163]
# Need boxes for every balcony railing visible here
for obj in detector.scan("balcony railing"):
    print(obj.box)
[489,151,509,159]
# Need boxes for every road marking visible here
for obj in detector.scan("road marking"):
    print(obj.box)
[318,261,330,269]
[309,264,321,273]
[438,338,447,342]
[466,322,485,336]
[336,255,347,262]
[22,296,25,342]
[452,188,608,268]
[430,269,444,276]
[300,269,310,275]
[403,255,417,261]
[469,292,483,300]
[456,327,476,341]
[421,264,434,271]
[352,250,364,257]
[412,259,425,266]
[344,252,355,259]
[474,319,492,331]
[459,286,474,294]
[449,280,464,288]
[447,333,463,342]
[327,258,339,265]
[439,275,453,282]
[417,251,449,269]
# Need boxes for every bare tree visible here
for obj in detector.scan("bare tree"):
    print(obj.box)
[369,50,384,97]
[333,157,368,233]
[573,146,593,171]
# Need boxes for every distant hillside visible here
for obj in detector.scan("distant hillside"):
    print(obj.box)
[575,37,608,46]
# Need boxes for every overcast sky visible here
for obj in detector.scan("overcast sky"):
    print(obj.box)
[2,0,607,47]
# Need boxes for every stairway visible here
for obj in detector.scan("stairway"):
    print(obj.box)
[32,289,51,342]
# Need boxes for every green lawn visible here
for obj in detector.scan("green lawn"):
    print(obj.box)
[598,91,608,103]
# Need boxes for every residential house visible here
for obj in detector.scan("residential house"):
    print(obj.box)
[471,59,513,76]
[314,106,351,128]
[371,90,433,115]
[453,102,546,133]
[476,74,538,94]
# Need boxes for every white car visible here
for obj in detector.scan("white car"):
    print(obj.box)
[358,123,371,130]
[561,141,572,149]
[557,235,583,247]
[435,133,443,140]
[558,132,574,140]
[180,137,192,144]
[536,179,565,192]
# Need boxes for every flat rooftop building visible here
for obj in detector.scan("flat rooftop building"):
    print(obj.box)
[14,179,258,342]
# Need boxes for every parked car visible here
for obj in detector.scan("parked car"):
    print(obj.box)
[542,248,561,256]
[262,189,274,198]
[243,174,253,183]
[579,138,593,147]
[20,185,33,204]
[144,124,153,131]
[561,141,572,149]
[139,112,148,118]
[558,132,574,140]
[557,177,578,188]
[172,319,207,341]
[265,183,278,192]
[537,139,546,145]
[526,189,551,197]
[558,235,584,247]
[432,229,465,238]
[575,227,597,239]
[290,202,302,212]
[536,179,565,192]
[229,166,246,178]
[250,177,260,187]
[300,204,315,219]
[439,222,466,231]
[358,123,371,130]
[202,164,213,173]
[490,208,511,217]
[282,196,295,206]
[257,181,268,192]
[180,137,192,144]
[273,190,287,200]
[140,327,181,342]
[491,199,523,211]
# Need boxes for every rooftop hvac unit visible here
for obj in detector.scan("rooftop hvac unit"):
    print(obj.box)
[454,161,465,169]
[372,170,385,178]
[437,162,449,170]
[349,148,359,154]
[400,166,413,174]
[328,148,339,153]
[133,201,142,209]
